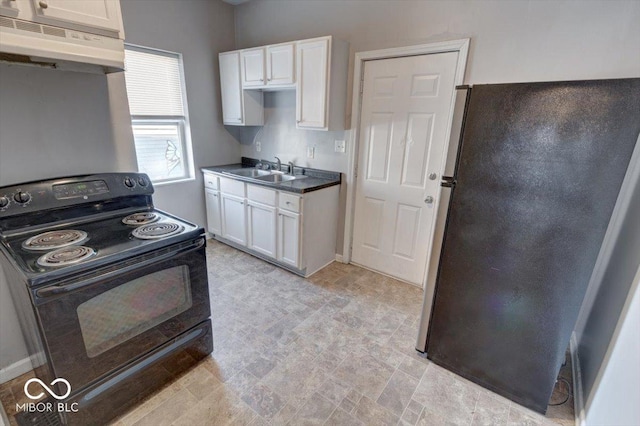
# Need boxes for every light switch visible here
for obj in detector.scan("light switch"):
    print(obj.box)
[307,146,315,159]
[335,140,346,153]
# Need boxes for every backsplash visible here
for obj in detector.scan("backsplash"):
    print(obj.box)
[239,91,349,174]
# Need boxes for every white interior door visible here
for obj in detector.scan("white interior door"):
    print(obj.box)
[351,52,458,286]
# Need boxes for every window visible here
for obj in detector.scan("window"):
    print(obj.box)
[124,45,194,184]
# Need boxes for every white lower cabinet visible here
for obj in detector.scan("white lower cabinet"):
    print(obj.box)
[203,172,338,276]
[247,200,277,258]
[277,209,300,268]
[221,193,246,246]
[204,189,222,235]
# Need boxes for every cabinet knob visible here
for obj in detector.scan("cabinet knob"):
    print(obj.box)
[38,0,48,8]
[267,78,272,81]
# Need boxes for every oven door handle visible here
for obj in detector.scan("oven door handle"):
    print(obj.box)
[35,238,205,299]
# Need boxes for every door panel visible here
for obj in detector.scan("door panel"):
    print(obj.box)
[277,210,300,268]
[352,52,458,285]
[296,38,328,129]
[221,194,246,246]
[241,48,265,87]
[401,113,435,187]
[247,201,276,258]
[205,189,221,235]
[366,112,394,182]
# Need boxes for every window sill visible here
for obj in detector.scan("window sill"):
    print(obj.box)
[152,177,196,187]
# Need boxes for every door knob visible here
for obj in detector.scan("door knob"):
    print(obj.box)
[428,173,437,180]
[424,196,434,204]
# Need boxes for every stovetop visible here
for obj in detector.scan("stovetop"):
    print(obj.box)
[0,208,202,284]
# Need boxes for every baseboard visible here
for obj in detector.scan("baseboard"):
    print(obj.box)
[335,254,344,263]
[570,332,586,426]
[0,356,32,384]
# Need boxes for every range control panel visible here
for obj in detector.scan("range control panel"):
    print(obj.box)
[0,173,153,217]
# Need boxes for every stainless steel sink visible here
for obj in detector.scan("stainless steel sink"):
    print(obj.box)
[255,174,297,183]
[223,168,308,183]
[224,168,271,178]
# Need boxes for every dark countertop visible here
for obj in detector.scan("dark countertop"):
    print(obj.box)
[201,158,341,194]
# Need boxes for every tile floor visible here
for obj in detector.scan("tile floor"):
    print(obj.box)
[0,239,574,426]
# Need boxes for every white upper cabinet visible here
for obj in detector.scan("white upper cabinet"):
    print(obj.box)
[266,43,295,86]
[241,48,265,87]
[219,35,348,130]
[296,36,349,131]
[242,43,295,88]
[30,0,122,35]
[296,38,329,130]
[219,51,263,126]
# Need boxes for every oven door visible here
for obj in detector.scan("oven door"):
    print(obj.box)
[32,237,210,392]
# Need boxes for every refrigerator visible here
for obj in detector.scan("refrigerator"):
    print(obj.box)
[416,78,640,413]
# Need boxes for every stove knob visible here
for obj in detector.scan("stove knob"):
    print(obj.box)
[137,177,148,187]
[124,177,135,188]
[0,196,8,208]
[14,191,31,204]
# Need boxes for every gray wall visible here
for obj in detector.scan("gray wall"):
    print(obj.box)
[118,0,239,227]
[0,65,138,375]
[0,0,239,375]
[235,0,640,255]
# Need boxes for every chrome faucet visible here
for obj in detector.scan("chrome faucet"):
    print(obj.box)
[274,156,282,172]
[288,161,295,175]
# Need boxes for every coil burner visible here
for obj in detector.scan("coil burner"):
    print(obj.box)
[122,212,160,226]
[22,230,88,251]
[131,222,184,240]
[37,246,96,267]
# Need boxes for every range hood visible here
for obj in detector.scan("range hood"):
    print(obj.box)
[0,0,125,74]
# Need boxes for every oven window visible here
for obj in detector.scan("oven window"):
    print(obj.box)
[77,265,192,358]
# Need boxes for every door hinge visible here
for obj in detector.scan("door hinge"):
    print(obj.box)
[359,79,364,94]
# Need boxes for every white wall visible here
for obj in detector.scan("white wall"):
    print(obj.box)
[573,136,640,422]
[234,0,640,254]
[584,266,640,426]
[118,0,239,227]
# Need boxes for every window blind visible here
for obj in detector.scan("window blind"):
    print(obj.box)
[124,47,185,116]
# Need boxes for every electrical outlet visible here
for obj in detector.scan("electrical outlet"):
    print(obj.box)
[256,141,261,152]
[307,146,315,159]
[335,140,346,153]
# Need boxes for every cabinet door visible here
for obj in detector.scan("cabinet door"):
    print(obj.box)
[205,189,222,236]
[266,43,295,86]
[277,209,300,268]
[219,51,244,125]
[296,38,329,129]
[241,48,265,87]
[0,0,20,17]
[31,0,121,34]
[221,193,246,246]
[247,201,277,258]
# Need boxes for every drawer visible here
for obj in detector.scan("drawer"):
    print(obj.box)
[279,192,301,213]
[219,176,245,197]
[203,173,219,190]
[247,184,276,206]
